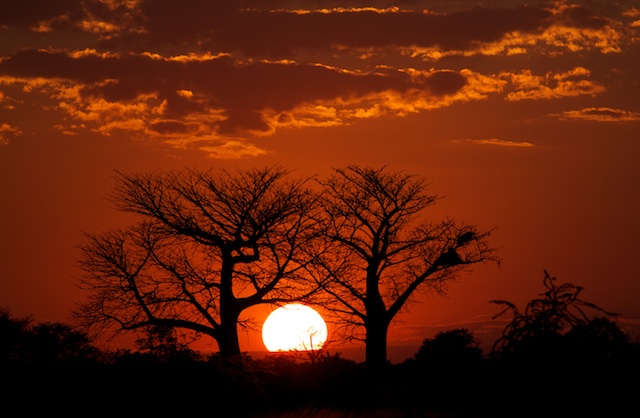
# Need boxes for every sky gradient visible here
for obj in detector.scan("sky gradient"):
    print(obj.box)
[1,0,639,357]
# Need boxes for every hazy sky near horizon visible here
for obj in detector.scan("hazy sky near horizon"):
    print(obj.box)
[1,0,639,354]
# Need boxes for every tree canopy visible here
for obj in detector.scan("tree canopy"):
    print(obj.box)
[311,165,498,371]
[73,165,322,358]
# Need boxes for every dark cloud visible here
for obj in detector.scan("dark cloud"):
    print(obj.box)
[424,70,467,96]
[3,1,621,62]
[556,4,612,29]
[1,49,117,82]
[218,108,270,134]
[1,48,469,134]
[1,0,85,27]
[550,107,640,122]
[1,1,634,140]
[98,3,553,56]
[148,120,196,135]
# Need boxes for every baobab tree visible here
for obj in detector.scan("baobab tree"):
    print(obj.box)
[73,165,322,359]
[313,164,498,372]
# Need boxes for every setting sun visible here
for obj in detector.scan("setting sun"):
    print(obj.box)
[262,304,328,352]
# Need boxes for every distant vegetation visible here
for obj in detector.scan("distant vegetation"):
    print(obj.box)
[2,271,638,417]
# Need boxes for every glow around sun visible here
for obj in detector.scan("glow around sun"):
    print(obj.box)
[262,303,328,352]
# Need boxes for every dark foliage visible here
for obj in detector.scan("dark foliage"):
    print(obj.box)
[485,271,638,417]
[490,270,620,361]
[2,267,639,417]
[1,307,103,369]
[412,328,484,367]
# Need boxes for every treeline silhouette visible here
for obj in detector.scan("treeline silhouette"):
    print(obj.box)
[2,272,638,417]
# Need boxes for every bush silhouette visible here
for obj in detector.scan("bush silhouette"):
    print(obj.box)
[413,328,484,367]
[490,270,621,363]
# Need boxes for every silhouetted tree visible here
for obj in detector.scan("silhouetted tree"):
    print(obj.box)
[312,165,498,372]
[0,307,32,366]
[25,321,103,367]
[73,165,322,359]
[394,328,486,412]
[413,328,484,367]
[1,308,102,368]
[490,269,620,362]
[564,316,633,365]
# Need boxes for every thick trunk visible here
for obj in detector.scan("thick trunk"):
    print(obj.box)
[365,319,389,373]
[365,264,389,373]
[217,251,242,359]
[217,319,242,358]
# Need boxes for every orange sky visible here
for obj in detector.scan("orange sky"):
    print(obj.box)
[1,0,639,356]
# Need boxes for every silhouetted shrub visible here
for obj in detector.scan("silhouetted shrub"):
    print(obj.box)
[413,328,484,367]
[490,270,620,364]
[0,307,32,366]
[1,308,103,369]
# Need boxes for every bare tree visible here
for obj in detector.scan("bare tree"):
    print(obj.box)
[73,165,322,359]
[312,164,498,372]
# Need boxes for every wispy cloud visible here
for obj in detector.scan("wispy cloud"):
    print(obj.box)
[452,138,535,147]
[549,107,640,122]
[502,67,606,101]
[0,123,22,145]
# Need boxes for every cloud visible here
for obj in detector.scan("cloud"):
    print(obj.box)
[502,67,606,101]
[0,49,474,140]
[1,1,637,158]
[0,90,17,110]
[8,45,618,157]
[198,139,270,159]
[88,4,553,56]
[0,122,22,145]
[2,1,628,59]
[549,107,640,122]
[0,0,86,28]
[452,138,535,147]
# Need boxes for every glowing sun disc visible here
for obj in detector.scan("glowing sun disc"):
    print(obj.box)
[262,303,328,352]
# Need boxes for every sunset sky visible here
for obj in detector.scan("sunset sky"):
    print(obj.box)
[1,0,639,358]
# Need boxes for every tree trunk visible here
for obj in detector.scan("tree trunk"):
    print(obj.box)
[365,265,389,373]
[217,251,242,359]
[217,319,242,359]
[365,319,389,373]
